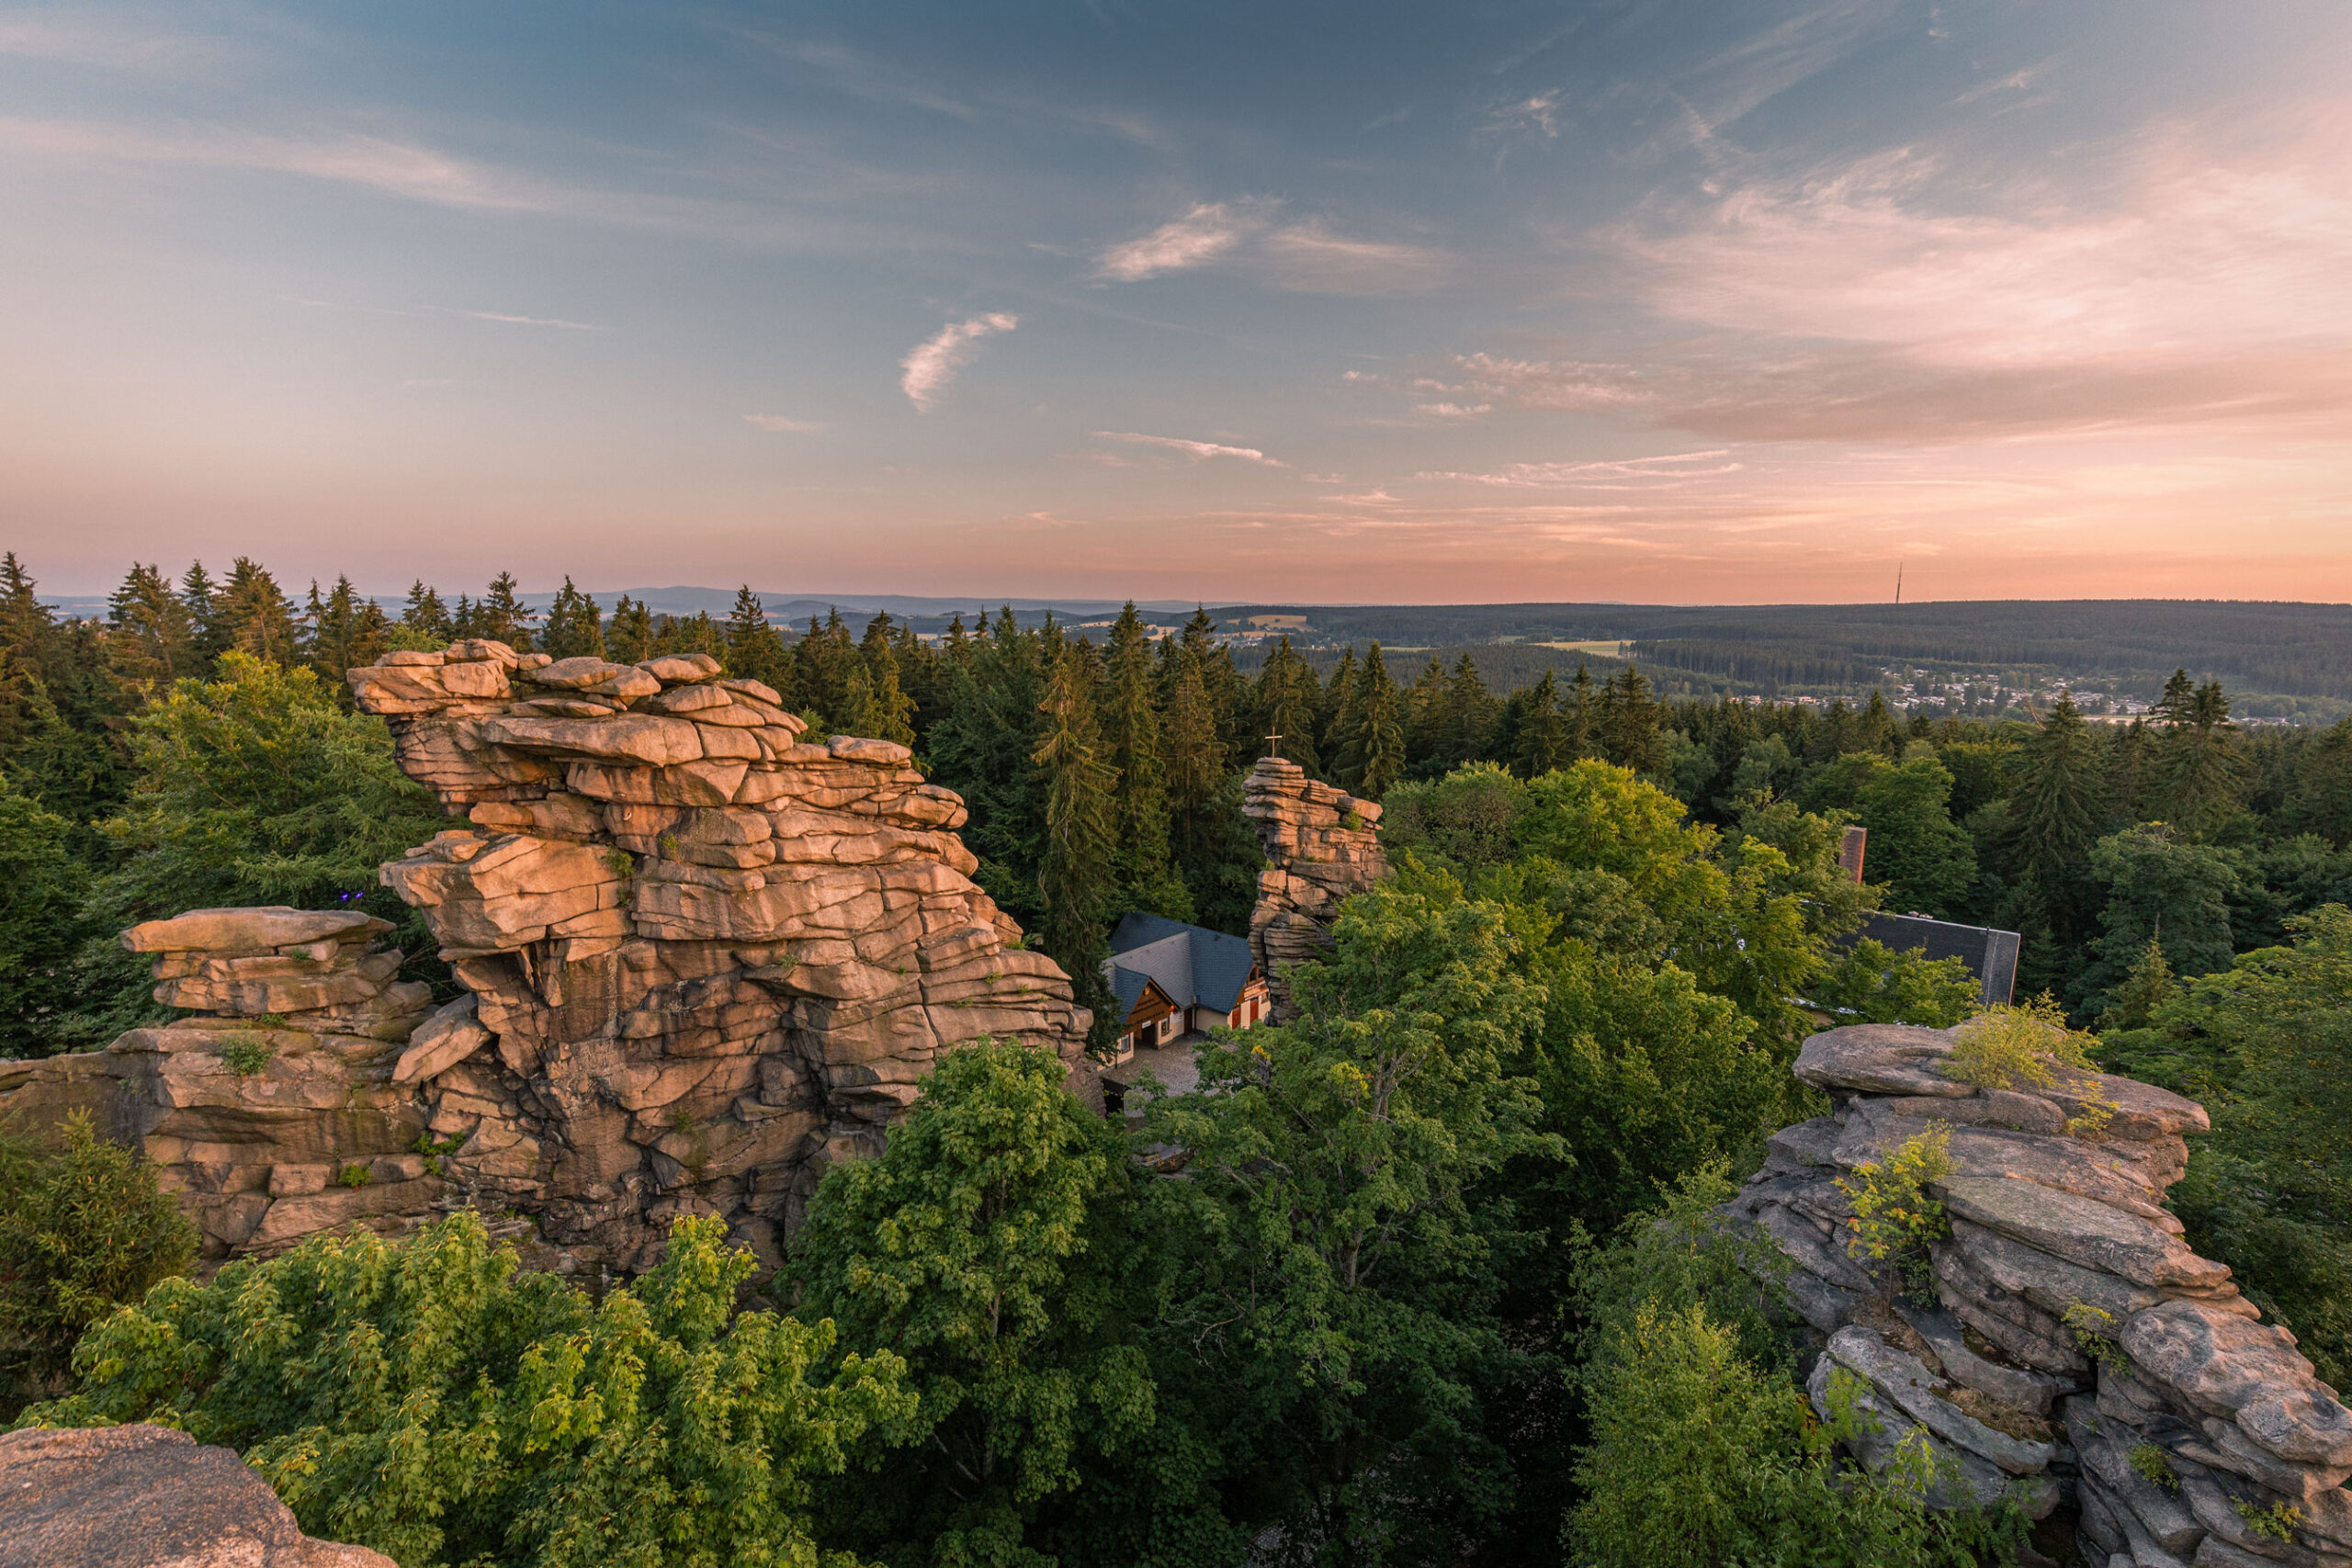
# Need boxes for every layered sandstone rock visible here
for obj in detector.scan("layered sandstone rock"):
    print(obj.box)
[0,642,1091,1278]
[349,638,1093,1271]
[0,1424,395,1568]
[1239,757,1388,1021]
[1732,1023,2352,1564]
[0,907,437,1261]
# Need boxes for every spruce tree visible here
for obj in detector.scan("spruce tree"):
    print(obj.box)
[217,558,302,667]
[606,595,654,663]
[2154,677,2242,836]
[1597,667,1665,774]
[1162,650,1222,866]
[180,562,226,668]
[1339,643,1405,799]
[1032,643,1120,1048]
[1406,657,1450,767]
[1515,670,1570,777]
[1442,653,1498,765]
[721,587,789,692]
[1320,648,1361,773]
[474,572,535,651]
[540,577,606,660]
[1564,663,1599,758]
[401,580,450,642]
[857,615,917,745]
[1250,636,1321,774]
[105,564,197,688]
[1101,604,1185,919]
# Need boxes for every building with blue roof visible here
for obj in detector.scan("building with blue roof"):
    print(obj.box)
[1101,910,1271,1063]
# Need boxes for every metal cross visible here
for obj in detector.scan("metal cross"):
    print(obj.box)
[1263,729,1284,759]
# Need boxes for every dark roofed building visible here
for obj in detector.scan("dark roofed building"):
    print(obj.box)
[1102,911,1271,1063]
[1849,911,2021,1010]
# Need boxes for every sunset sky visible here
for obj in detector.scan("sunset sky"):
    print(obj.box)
[5,0,2348,604]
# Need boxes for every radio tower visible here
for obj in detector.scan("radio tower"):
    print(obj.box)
[1895,563,1904,606]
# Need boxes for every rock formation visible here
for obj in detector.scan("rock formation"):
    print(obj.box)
[0,639,1092,1277]
[0,907,442,1262]
[1239,756,1388,1021]
[0,1424,395,1567]
[1731,1022,2352,1566]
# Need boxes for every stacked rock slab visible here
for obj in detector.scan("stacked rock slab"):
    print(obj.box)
[0,908,436,1262]
[1238,757,1389,1021]
[348,639,1093,1271]
[1729,1023,2352,1566]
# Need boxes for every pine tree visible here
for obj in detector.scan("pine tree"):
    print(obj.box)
[791,610,857,728]
[857,615,917,745]
[1250,637,1321,774]
[1859,690,1899,755]
[2101,937,2177,1031]
[401,580,450,642]
[105,564,197,688]
[1337,643,1405,799]
[1032,643,1120,1048]
[1101,605,1185,919]
[2154,677,2242,836]
[303,576,378,696]
[606,595,654,663]
[216,558,301,667]
[1162,650,1223,866]
[1515,670,1570,777]
[540,577,606,660]
[1442,654,1498,765]
[1406,658,1450,767]
[474,571,535,651]
[1320,648,1360,773]
[447,594,479,640]
[723,587,789,693]
[181,562,226,668]
[1597,667,1665,774]
[1564,663,1598,758]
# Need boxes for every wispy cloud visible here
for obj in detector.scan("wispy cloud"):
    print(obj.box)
[1094,202,1260,281]
[1095,431,1288,467]
[1094,200,1451,294]
[1415,401,1492,420]
[900,312,1018,411]
[1418,451,1739,487]
[744,413,824,433]
[460,310,598,330]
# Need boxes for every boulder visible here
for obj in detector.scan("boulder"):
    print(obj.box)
[392,994,493,1085]
[121,907,390,953]
[0,1423,396,1567]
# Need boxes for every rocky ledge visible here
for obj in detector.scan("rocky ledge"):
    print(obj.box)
[1239,756,1387,1021]
[1731,1022,2352,1567]
[0,1424,393,1567]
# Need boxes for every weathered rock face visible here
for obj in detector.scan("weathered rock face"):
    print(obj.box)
[0,1423,396,1567]
[348,638,1094,1271]
[1733,1022,2352,1564]
[0,907,439,1261]
[0,641,1092,1277]
[1239,757,1388,1021]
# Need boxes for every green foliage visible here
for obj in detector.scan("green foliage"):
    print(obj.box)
[1139,881,1558,1562]
[793,1042,1158,1566]
[2236,1498,2303,1543]
[1839,1129,1951,1300]
[1568,1303,2018,1568]
[1809,939,1982,1027]
[335,1161,370,1189]
[218,1032,275,1076]
[0,1110,196,1418]
[1567,1162,1792,1383]
[2061,1301,2131,1376]
[0,781,96,1057]
[2129,1441,2179,1494]
[1856,755,1978,918]
[23,1212,910,1568]
[1376,761,1528,872]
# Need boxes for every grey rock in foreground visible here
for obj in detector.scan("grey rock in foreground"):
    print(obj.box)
[0,1424,393,1568]
[1731,1021,2352,1567]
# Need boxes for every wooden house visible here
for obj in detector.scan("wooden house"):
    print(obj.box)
[1102,911,1271,1063]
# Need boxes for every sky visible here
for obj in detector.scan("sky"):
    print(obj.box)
[4,0,2349,605]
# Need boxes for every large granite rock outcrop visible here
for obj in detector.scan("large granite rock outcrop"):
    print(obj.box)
[1239,756,1388,1021]
[0,1424,394,1567]
[347,639,1093,1271]
[0,640,1092,1278]
[1732,1022,2352,1566]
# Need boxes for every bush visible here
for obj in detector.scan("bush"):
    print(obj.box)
[1809,939,1982,1027]
[1945,998,2112,1135]
[20,1212,910,1568]
[0,1110,195,1418]
[1568,1301,2018,1568]
[1840,1129,1952,1301]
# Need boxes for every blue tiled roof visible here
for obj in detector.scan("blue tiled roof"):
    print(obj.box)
[1103,911,1257,1015]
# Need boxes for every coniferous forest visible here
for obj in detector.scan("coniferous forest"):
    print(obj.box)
[4,554,2351,1567]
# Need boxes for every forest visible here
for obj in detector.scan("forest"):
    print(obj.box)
[2,552,2349,1568]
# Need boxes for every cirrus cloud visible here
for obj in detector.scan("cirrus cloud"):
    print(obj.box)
[1095,430,1288,467]
[899,311,1018,411]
